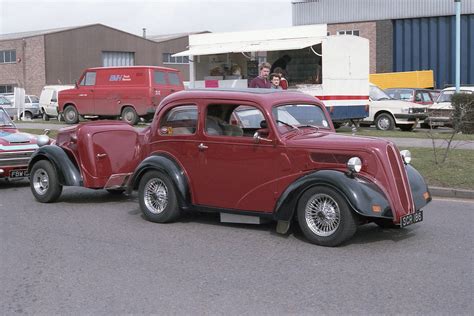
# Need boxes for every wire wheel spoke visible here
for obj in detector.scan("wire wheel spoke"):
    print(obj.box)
[144,178,168,214]
[305,194,341,237]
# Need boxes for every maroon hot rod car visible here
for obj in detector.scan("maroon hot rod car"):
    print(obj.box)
[28,89,431,246]
[0,106,51,180]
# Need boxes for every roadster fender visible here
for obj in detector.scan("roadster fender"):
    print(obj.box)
[129,154,191,210]
[28,145,82,186]
[274,170,392,222]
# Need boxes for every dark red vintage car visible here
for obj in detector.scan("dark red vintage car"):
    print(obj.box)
[0,106,51,180]
[28,89,431,246]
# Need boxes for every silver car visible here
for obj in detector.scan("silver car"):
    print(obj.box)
[0,94,40,119]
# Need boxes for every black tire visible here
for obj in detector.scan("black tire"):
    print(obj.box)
[42,111,50,121]
[375,113,395,131]
[106,188,125,195]
[20,111,33,120]
[297,186,357,247]
[121,106,139,125]
[332,122,343,129]
[398,124,416,132]
[63,105,79,124]
[138,170,180,223]
[30,160,63,203]
[420,122,430,129]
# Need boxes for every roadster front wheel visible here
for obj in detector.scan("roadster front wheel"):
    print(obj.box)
[297,186,357,247]
[30,160,63,203]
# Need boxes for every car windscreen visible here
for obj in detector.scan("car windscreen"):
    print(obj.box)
[272,104,330,133]
[0,108,15,126]
[370,85,391,101]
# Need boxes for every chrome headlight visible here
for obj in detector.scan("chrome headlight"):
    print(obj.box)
[36,135,50,147]
[400,150,411,164]
[347,157,362,173]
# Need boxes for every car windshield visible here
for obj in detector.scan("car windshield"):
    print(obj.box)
[271,104,330,133]
[438,90,473,103]
[370,85,391,101]
[0,108,15,127]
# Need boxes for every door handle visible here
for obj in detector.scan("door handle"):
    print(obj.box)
[198,143,208,151]
[96,153,107,159]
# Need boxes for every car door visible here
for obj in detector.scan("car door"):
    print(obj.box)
[184,100,279,213]
[75,71,96,114]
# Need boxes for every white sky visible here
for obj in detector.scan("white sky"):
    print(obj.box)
[0,0,294,36]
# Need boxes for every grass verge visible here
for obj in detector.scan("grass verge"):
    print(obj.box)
[20,128,59,139]
[338,128,474,141]
[408,147,474,190]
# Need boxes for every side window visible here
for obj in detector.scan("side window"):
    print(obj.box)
[51,91,57,102]
[422,92,432,102]
[80,72,96,86]
[159,105,197,136]
[206,104,264,137]
[154,71,167,85]
[168,72,181,86]
[415,92,423,102]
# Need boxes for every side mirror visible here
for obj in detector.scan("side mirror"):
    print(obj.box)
[253,131,272,144]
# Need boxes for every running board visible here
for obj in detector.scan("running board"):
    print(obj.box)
[220,213,269,224]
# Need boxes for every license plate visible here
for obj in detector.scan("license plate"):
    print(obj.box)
[400,210,423,228]
[9,169,29,178]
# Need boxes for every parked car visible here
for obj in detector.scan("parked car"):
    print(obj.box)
[39,85,74,120]
[58,66,184,125]
[0,94,40,119]
[361,84,428,131]
[385,88,438,105]
[422,86,474,128]
[28,89,431,247]
[0,106,51,180]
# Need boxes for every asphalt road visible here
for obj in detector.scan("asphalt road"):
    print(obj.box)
[1,181,473,315]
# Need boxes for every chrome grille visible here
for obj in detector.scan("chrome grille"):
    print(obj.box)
[428,109,452,118]
[412,108,426,114]
[0,150,35,167]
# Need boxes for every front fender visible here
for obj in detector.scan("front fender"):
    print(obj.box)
[129,154,191,209]
[406,164,431,209]
[28,145,82,186]
[274,170,392,222]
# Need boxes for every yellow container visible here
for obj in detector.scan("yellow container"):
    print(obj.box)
[369,70,434,89]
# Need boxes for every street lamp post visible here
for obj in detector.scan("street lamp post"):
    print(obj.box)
[455,0,461,93]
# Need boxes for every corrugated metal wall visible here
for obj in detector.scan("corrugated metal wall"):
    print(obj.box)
[293,0,474,25]
[393,15,474,88]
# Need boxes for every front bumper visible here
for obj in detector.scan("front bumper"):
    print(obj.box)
[394,113,428,121]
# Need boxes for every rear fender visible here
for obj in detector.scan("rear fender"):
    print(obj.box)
[274,170,392,222]
[406,164,431,209]
[129,154,191,209]
[28,145,82,186]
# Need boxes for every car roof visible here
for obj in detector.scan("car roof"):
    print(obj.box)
[161,88,321,109]
[86,66,180,72]
[442,86,474,92]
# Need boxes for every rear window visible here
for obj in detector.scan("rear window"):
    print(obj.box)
[154,71,167,85]
[168,72,181,86]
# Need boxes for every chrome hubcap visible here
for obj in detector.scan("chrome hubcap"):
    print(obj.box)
[378,117,390,130]
[305,193,340,237]
[66,109,76,121]
[33,168,49,195]
[144,178,168,214]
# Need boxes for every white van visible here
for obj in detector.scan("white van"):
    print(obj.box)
[39,85,74,120]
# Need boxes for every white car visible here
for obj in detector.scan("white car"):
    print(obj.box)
[39,85,74,120]
[423,86,474,128]
[362,84,428,131]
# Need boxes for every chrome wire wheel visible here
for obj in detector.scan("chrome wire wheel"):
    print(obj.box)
[144,178,169,214]
[305,193,341,237]
[32,168,49,195]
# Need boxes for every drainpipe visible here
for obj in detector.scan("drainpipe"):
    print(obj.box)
[454,0,461,93]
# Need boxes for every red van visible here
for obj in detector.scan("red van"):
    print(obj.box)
[58,66,184,125]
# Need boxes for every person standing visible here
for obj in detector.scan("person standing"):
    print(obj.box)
[249,62,271,88]
[273,67,288,90]
[269,73,282,89]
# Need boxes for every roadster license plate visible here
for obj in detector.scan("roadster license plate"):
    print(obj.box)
[400,210,423,228]
[9,169,29,178]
